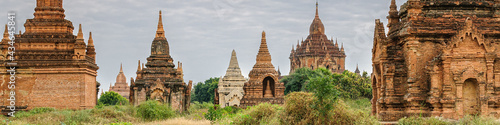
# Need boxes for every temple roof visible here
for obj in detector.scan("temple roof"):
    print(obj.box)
[309,2,325,35]
[292,2,345,58]
[222,50,246,82]
[115,63,127,86]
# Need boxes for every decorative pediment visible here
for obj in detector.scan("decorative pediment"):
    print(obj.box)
[445,18,493,56]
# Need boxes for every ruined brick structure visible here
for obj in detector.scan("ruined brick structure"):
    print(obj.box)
[215,50,247,108]
[130,11,192,112]
[373,0,500,121]
[290,2,346,74]
[109,64,130,99]
[240,31,285,108]
[0,0,99,111]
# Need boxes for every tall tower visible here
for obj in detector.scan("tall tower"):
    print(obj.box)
[0,0,99,111]
[216,50,247,108]
[240,31,285,108]
[109,64,130,99]
[130,11,192,112]
[290,2,346,74]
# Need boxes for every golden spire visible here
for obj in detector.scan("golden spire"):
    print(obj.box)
[120,63,123,73]
[137,60,141,72]
[156,10,165,38]
[315,1,319,18]
[2,24,9,41]
[88,32,94,46]
[77,24,84,40]
[256,31,272,63]
[310,1,325,35]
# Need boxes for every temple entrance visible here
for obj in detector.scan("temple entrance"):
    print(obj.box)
[463,78,480,116]
[263,77,275,98]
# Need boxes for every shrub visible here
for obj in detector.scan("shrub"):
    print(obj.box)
[99,91,129,106]
[231,103,281,125]
[204,105,240,122]
[136,100,176,121]
[281,92,316,125]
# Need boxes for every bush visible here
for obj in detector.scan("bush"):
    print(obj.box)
[231,103,281,125]
[99,91,129,106]
[281,92,316,125]
[136,100,176,121]
[204,105,240,122]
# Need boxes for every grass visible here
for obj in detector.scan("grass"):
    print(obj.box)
[1,95,498,125]
[0,102,211,125]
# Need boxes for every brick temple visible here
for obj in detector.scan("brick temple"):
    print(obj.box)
[129,11,192,112]
[372,0,500,121]
[289,2,346,74]
[109,64,130,99]
[240,31,285,108]
[0,0,99,111]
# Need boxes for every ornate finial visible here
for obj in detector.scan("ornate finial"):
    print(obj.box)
[77,24,84,39]
[137,60,141,71]
[120,63,123,73]
[316,1,319,17]
[88,32,94,46]
[156,10,165,38]
[2,24,8,41]
[262,31,266,38]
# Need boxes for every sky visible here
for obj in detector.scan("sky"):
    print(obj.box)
[0,0,407,93]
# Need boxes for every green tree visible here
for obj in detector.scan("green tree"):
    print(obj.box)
[280,68,315,95]
[191,77,219,103]
[98,91,128,105]
[305,68,338,122]
[282,67,372,99]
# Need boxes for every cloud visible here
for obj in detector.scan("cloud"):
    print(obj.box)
[0,0,402,93]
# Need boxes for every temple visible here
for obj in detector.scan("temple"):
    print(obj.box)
[372,0,500,121]
[240,31,285,107]
[109,64,130,99]
[289,2,346,74]
[0,0,99,111]
[215,50,247,108]
[129,11,192,112]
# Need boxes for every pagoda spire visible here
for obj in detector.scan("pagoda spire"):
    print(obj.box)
[309,1,325,35]
[86,32,96,61]
[88,32,94,46]
[388,0,400,28]
[120,63,124,73]
[77,24,84,40]
[2,24,9,41]
[256,31,272,64]
[137,60,141,72]
[156,10,166,38]
[315,1,319,18]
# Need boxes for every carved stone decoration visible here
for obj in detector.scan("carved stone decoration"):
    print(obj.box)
[372,0,500,121]
[0,0,98,111]
[130,11,191,112]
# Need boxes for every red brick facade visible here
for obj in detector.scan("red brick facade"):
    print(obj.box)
[373,0,500,121]
[0,0,99,111]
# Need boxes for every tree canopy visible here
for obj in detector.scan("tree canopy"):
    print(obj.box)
[191,77,219,103]
[281,67,372,99]
[98,91,128,105]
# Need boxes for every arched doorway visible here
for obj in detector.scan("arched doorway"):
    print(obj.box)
[262,76,275,97]
[463,78,480,115]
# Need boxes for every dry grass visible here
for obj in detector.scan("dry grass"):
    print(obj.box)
[137,117,210,125]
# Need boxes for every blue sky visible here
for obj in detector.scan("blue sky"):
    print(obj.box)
[0,0,406,93]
